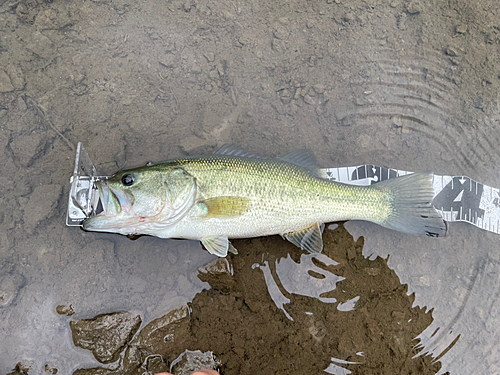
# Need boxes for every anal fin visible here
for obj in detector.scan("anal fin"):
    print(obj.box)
[283,222,324,253]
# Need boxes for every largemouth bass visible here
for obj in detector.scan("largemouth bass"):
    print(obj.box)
[83,146,446,256]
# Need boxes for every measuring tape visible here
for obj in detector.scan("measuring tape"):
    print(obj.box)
[322,165,500,234]
[67,143,500,235]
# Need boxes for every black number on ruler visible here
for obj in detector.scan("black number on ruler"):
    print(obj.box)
[432,177,485,222]
[350,166,399,184]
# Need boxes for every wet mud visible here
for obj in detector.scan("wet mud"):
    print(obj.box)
[2,0,500,373]
[70,225,442,375]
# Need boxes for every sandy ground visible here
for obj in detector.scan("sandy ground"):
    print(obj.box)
[1,0,500,374]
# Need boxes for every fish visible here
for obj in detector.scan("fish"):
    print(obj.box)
[82,145,446,257]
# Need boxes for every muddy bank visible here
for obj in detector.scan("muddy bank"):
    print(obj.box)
[69,225,441,375]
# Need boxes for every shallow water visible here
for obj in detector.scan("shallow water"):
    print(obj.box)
[1,0,500,373]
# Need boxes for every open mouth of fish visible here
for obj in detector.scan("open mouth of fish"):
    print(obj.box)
[82,179,135,231]
[96,179,134,217]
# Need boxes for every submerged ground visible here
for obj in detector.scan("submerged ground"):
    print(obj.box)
[15,226,443,375]
[1,0,500,373]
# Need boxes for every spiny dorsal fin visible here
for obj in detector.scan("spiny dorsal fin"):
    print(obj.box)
[283,222,324,253]
[214,144,266,159]
[199,196,250,218]
[278,150,321,177]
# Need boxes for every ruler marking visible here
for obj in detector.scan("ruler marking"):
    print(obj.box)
[319,166,500,235]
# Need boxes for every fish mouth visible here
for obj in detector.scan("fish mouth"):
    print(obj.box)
[82,179,134,232]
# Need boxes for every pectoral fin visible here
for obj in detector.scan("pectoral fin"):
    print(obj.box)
[283,222,324,253]
[201,236,237,257]
[199,196,250,218]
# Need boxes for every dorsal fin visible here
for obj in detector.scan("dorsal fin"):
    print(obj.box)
[214,144,266,159]
[278,150,321,177]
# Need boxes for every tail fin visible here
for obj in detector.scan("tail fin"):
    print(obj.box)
[373,172,447,237]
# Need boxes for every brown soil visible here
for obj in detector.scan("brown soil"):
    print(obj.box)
[72,225,443,375]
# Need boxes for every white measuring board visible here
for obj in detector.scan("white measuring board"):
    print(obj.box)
[66,143,500,235]
[322,165,500,235]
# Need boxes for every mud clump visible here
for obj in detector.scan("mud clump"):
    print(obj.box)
[70,312,142,364]
[73,224,442,375]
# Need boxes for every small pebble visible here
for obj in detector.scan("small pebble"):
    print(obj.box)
[303,94,316,105]
[204,52,215,62]
[0,70,14,92]
[445,46,458,57]
[56,304,75,316]
[313,84,325,94]
[455,24,467,34]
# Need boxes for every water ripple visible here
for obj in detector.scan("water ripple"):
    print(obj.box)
[339,47,500,179]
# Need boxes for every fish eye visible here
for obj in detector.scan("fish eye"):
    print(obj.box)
[121,174,135,186]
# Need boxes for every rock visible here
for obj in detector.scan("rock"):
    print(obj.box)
[279,89,292,104]
[303,94,316,105]
[44,364,58,374]
[22,184,63,231]
[0,273,25,308]
[9,131,47,167]
[198,257,233,276]
[405,0,422,14]
[0,70,14,92]
[401,125,411,134]
[203,52,215,62]
[26,31,56,60]
[6,361,33,375]
[171,350,218,375]
[6,65,25,90]
[273,25,288,40]
[197,257,235,291]
[72,367,115,375]
[0,108,7,125]
[56,304,75,316]
[455,24,467,34]
[364,267,381,276]
[445,46,458,57]
[17,96,27,111]
[130,305,189,348]
[313,84,325,94]
[70,312,142,363]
